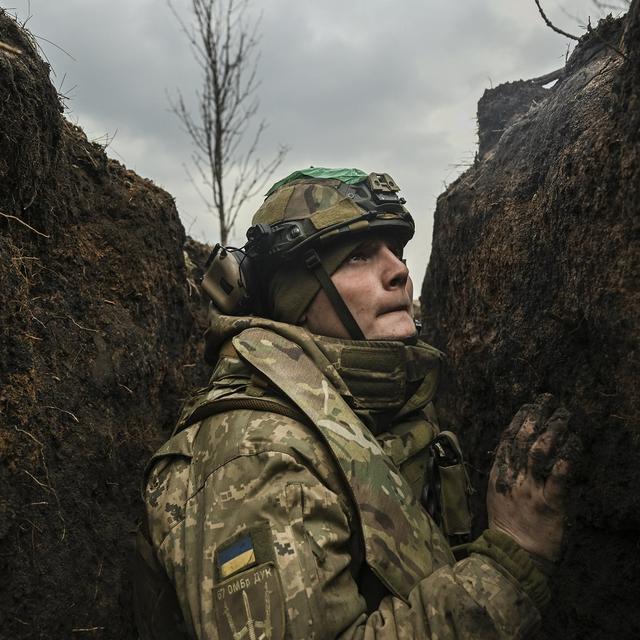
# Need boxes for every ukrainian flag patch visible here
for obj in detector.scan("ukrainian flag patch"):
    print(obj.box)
[217,534,256,579]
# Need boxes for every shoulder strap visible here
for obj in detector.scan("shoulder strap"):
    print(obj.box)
[233,328,454,600]
[143,391,306,491]
[176,395,306,434]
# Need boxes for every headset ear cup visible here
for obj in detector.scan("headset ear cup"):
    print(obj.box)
[201,246,254,315]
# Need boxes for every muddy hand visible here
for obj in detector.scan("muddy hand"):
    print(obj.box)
[487,394,579,562]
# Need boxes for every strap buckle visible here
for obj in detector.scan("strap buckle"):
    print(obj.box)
[304,249,322,270]
[429,433,462,467]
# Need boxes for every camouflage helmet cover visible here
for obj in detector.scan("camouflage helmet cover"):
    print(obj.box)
[248,167,415,264]
[247,167,415,328]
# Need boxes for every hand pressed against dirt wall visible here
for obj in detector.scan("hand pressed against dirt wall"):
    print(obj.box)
[422,5,639,639]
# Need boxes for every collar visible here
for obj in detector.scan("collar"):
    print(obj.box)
[311,334,442,434]
[204,308,443,434]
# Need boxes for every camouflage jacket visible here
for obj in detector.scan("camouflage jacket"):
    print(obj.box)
[142,315,545,639]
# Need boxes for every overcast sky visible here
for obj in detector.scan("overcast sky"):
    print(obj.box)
[6,0,623,283]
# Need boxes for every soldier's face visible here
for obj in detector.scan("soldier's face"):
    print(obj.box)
[303,237,416,340]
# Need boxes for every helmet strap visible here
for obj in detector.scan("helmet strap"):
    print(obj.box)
[304,249,365,340]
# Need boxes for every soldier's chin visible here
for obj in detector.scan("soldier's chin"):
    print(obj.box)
[368,313,417,341]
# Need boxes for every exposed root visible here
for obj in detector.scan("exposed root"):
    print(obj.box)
[0,40,22,55]
[42,405,79,423]
[0,210,49,238]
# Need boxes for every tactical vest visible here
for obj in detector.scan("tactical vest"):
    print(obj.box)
[134,328,471,639]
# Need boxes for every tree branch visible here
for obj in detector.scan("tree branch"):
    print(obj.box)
[169,0,286,244]
[534,0,581,40]
[592,0,630,12]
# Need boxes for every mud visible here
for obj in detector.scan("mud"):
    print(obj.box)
[421,5,639,639]
[492,394,575,494]
[0,11,210,638]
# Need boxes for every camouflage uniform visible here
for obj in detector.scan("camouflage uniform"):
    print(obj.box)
[142,314,548,639]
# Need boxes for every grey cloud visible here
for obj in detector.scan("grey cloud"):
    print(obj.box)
[11,0,608,280]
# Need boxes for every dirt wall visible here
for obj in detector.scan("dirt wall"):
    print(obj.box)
[2,4,639,638]
[0,12,209,638]
[421,5,639,639]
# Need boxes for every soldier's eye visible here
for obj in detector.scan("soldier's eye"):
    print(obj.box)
[348,252,368,263]
[347,241,376,263]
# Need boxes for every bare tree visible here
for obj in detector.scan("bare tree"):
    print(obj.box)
[169,0,287,245]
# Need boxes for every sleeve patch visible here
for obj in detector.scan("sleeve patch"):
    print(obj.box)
[217,534,256,579]
[214,562,285,640]
[215,522,275,581]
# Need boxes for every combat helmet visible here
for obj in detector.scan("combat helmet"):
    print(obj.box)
[201,167,415,339]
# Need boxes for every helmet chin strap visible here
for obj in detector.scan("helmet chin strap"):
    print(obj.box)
[305,249,366,341]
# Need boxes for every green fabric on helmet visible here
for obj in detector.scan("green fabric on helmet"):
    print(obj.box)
[266,167,368,196]
[268,235,362,325]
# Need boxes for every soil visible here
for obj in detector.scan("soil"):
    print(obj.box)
[421,5,639,640]
[1,3,639,638]
[0,11,210,638]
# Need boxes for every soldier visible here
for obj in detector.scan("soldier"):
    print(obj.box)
[134,168,574,639]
